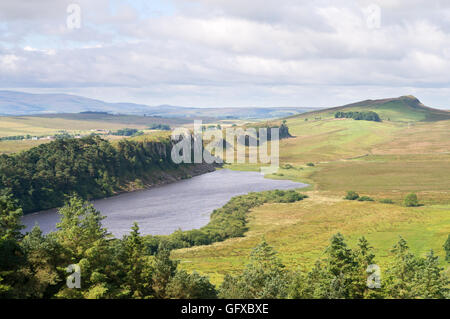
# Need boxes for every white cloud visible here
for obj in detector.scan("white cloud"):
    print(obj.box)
[1,54,19,70]
[0,0,450,108]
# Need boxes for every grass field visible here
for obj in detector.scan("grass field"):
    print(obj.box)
[173,194,450,284]
[0,139,51,154]
[0,115,184,153]
[0,116,148,137]
[173,102,450,286]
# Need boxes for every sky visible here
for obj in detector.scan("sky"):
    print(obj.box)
[1,0,450,109]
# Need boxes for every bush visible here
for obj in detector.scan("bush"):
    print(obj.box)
[379,199,394,204]
[357,196,374,202]
[306,162,315,167]
[404,193,419,207]
[444,235,450,262]
[148,124,171,131]
[344,191,359,200]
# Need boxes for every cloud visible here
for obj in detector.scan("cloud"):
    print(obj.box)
[0,0,449,108]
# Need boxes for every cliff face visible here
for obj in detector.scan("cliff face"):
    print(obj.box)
[87,136,221,201]
[0,135,219,214]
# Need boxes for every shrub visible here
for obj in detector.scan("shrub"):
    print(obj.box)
[148,124,171,131]
[344,191,359,200]
[404,193,419,207]
[444,235,450,262]
[357,196,374,202]
[306,162,315,167]
[379,199,394,204]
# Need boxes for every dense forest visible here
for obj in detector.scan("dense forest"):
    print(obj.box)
[0,193,448,299]
[0,136,212,213]
[335,111,382,122]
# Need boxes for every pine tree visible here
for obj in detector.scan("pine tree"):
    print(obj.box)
[20,225,65,298]
[0,194,24,241]
[219,238,288,299]
[444,234,450,262]
[0,195,26,298]
[118,222,154,298]
[166,270,217,299]
[152,245,178,299]
[384,237,449,299]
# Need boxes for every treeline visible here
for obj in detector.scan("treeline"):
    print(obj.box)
[233,122,292,148]
[112,128,144,136]
[149,124,171,131]
[0,135,33,141]
[0,195,216,298]
[0,136,190,213]
[249,121,292,140]
[220,234,449,299]
[335,111,381,122]
[1,194,448,299]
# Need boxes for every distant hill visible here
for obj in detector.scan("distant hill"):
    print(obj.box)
[0,90,313,119]
[294,96,450,122]
[0,90,154,115]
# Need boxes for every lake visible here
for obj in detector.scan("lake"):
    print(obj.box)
[22,169,308,237]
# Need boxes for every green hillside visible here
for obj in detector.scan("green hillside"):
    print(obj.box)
[295,96,450,122]
[174,97,450,286]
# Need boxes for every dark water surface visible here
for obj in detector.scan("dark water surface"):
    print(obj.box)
[22,169,308,237]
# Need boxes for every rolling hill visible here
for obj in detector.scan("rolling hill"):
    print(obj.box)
[173,96,450,285]
[0,90,313,119]
[292,95,450,122]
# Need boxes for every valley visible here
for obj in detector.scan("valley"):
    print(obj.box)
[171,96,450,285]
[1,93,449,297]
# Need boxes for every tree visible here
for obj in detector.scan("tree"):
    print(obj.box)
[289,234,380,299]
[404,193,419,207]
[0,194,24,241]
[444,235,450,262]
[344,191,359,200]
[20,226,65,298]
[54,195,110,260]
[323,233,363,299]
[0,195,26,298]
[383,237,449,298]
[152,246,178,299]
[52,195,114,299]
[219,239,289,299]
[115,222,154,298]
[166,270,217,299]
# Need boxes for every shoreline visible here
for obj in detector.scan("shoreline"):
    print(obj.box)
[22,162,219,217]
